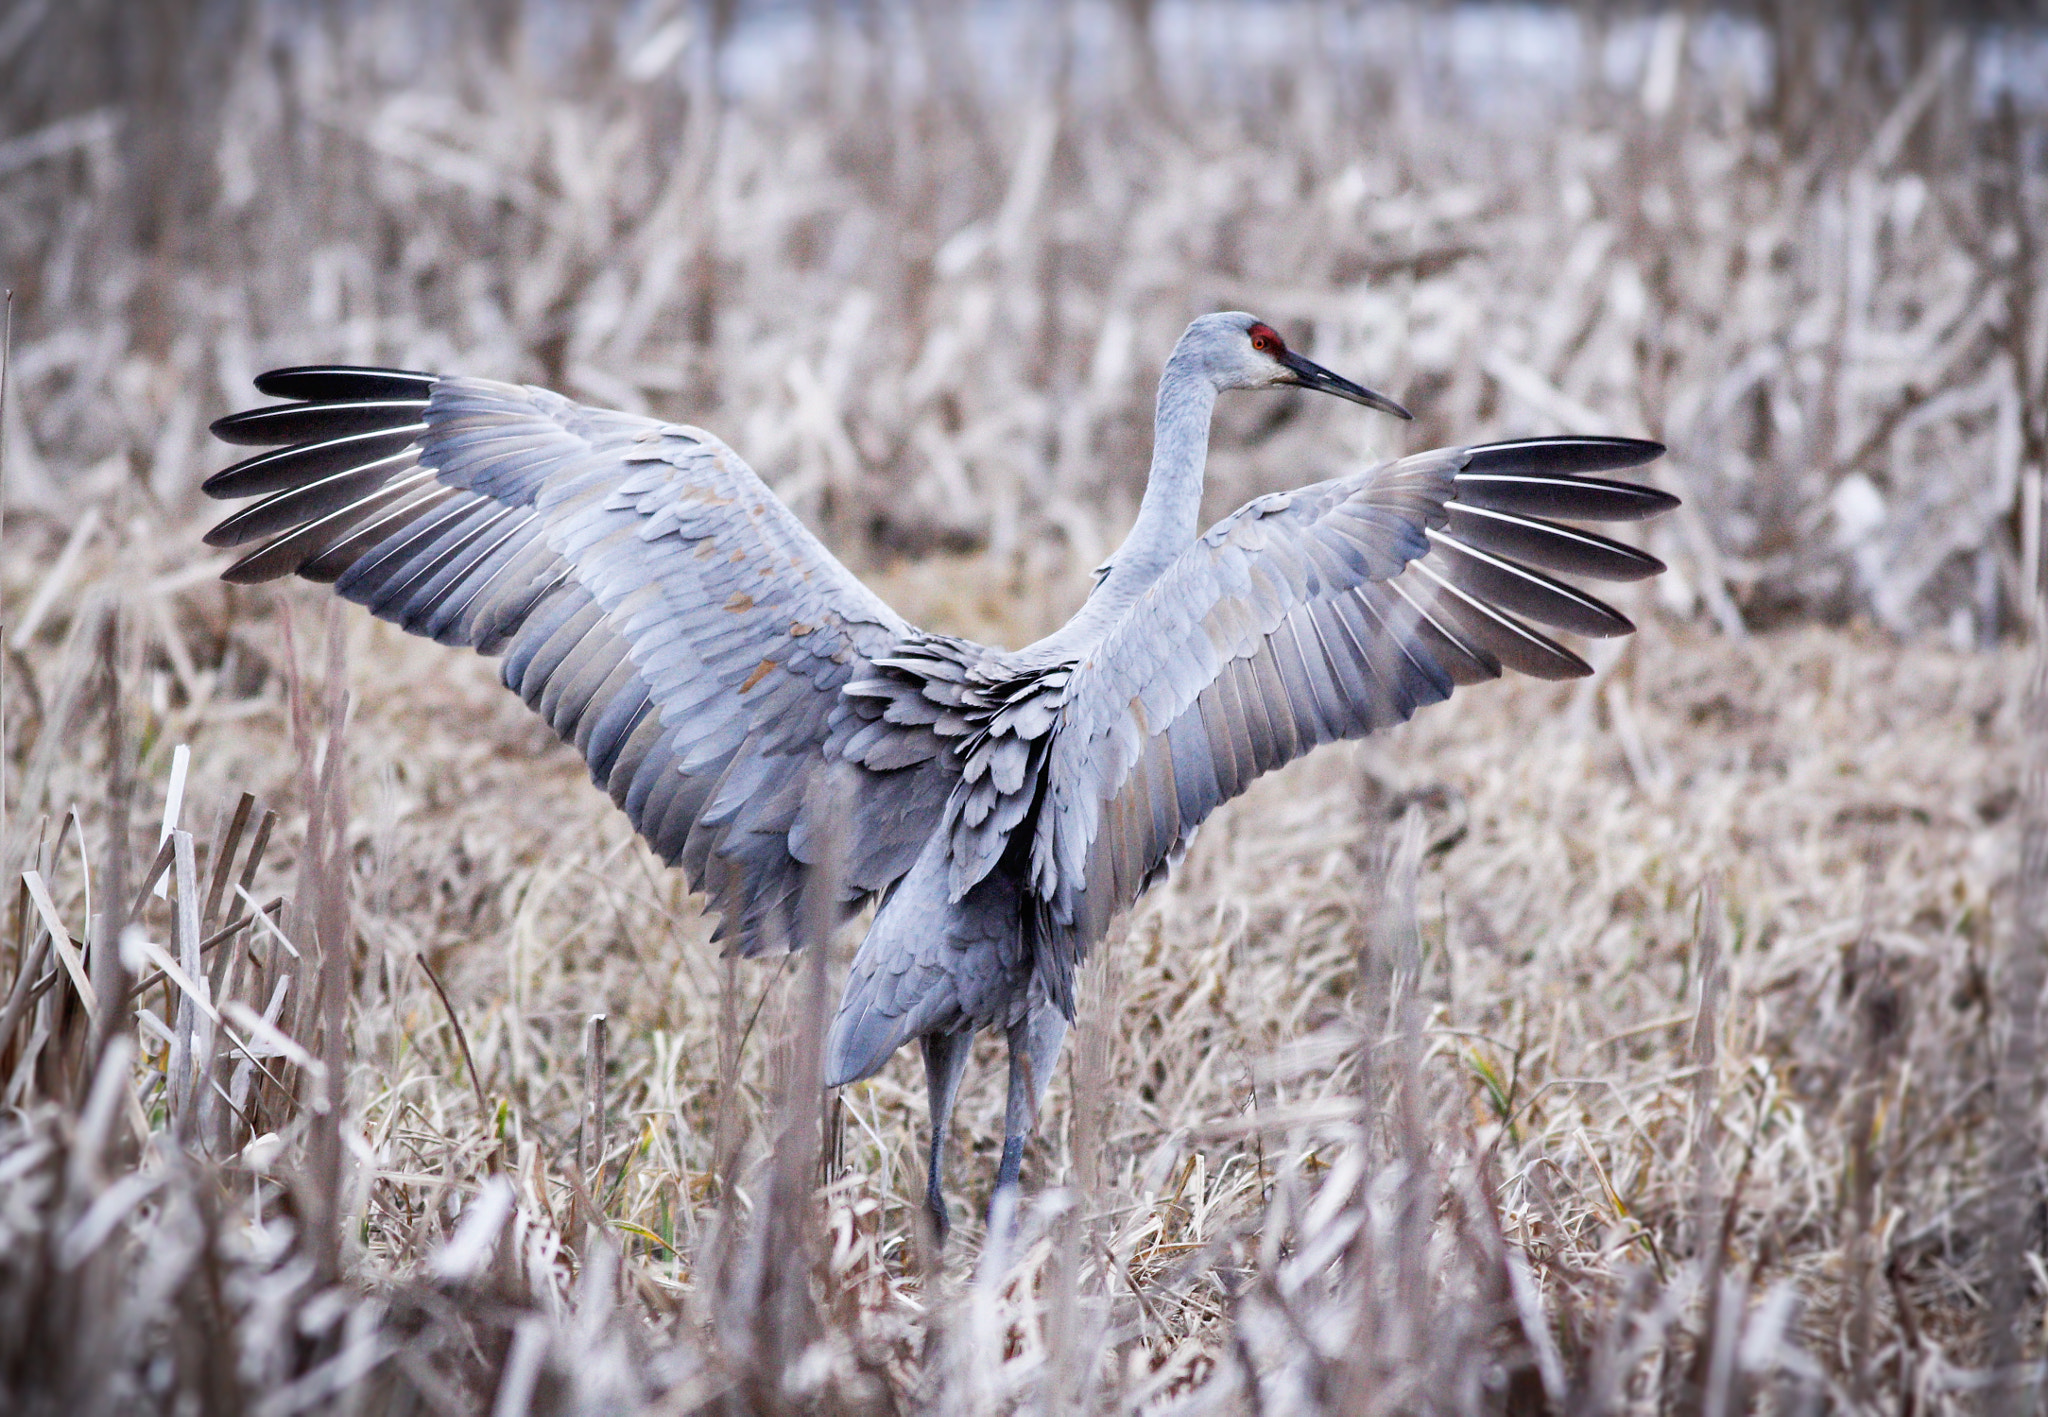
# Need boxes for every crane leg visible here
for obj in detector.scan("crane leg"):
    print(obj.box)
[920,1028,974,1246]
[991,1000,1070,1220]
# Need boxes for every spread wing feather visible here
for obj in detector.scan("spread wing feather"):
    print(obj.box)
[1030,437,1671,1013]
[207,366,950,955]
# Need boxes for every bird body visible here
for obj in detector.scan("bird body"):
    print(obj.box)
[205,312,1677,1239]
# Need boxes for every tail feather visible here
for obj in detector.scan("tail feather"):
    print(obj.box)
[825,833,1027,1087]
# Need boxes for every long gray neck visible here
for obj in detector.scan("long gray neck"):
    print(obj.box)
[1026,349,1217,660]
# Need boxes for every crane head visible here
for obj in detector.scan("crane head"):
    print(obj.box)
[1184,311,1412,419]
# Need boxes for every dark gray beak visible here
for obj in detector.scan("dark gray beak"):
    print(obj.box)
[1278,349,1412,420]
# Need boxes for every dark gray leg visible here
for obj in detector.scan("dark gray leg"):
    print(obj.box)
[990,1000,1070,1217]
[921,1028,974,1245]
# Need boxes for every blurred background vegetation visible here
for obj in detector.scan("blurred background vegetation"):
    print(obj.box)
[3,0,2045,645]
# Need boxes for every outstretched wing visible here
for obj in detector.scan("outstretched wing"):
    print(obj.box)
[1030,436,1673,1012]
[206,366,951,954]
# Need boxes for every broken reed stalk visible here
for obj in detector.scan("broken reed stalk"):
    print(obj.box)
[418,951,491,1122]
[1334,803,1408,1402]
[88,597,132,1079]
[1331,805,1434,1408]
[1386,810,1432,1374]
[712,949,744,1207]
[1045,919,1121,1409]
[583,1011,608,1186]
[170,827,211,1150]
[1681,874,1738,1415]
[290,605,354,1286]
[716,775,843,1411]
[200,791,253,930]
[0,920,47,1064]
[1988,642,2048,1414]
[1840,842,1890,1407]
[1689,875,1725,1252]
[1,288,10,885]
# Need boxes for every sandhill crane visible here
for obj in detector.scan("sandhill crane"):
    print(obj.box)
[205,312,1675,1241]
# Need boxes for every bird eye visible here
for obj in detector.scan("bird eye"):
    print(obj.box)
[1248,323,1283,355]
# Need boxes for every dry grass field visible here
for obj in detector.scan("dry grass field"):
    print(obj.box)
[2,2,2045,1413]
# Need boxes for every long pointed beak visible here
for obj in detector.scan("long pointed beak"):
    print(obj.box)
[1278,349,1412,420]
